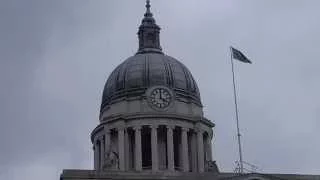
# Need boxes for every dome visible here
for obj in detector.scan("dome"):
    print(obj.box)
[101,53,201,111]
[100,1,202,111]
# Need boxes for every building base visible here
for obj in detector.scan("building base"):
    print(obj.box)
[60,169,320,180]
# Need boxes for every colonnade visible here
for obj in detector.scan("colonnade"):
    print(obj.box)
[93,124,212,173]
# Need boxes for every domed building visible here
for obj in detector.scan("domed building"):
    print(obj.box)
[60,1,320,180]
[94,0,214,173]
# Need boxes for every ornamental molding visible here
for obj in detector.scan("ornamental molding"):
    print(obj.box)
[101,112,214,127]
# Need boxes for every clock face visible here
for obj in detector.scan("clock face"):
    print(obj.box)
[149,87,172,109]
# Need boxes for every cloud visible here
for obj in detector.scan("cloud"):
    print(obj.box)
[0,0,319,179]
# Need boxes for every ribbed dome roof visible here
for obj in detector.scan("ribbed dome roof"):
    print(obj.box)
[100,1,202,111]
[101,53,201,111]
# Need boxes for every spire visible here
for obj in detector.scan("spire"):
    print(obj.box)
[145,0,151,16]
[137,0,163,54]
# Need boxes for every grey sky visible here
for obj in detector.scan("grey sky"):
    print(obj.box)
[0,0,319,179]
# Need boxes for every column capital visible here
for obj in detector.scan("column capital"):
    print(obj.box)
[149,124,159,129]
[117,126,126,131]
[99,135,104,141]
[93,135,99,143]
[209,131,214,140]
[196,128,204,134]
[104,128,111,134]
[133,126,142,131]
[181,127,189,132]
[166,125,175,130]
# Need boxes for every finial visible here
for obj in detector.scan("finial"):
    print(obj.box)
[146,0,150,11]
[137,0,162,54]
[145,0,152,17]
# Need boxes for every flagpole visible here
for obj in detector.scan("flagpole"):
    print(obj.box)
[230,47,244,174]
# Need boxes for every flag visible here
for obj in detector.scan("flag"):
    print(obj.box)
[231,47,252,64]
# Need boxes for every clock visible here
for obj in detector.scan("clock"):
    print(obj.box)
[147,86,173,110]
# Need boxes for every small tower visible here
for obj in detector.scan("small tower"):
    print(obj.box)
[137,0,162,54]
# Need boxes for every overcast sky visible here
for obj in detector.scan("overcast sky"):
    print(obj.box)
[1,0,320,179]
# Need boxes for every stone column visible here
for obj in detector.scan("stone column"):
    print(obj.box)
[197,130,204,172]
[134,126,142,171]
[125,129,130,170]
[181,127,189,172]
[207,134,213,161]
[100,136,105,169]
[151,125,159,171]
[105,129,111,154]
[96,139,100,170]
[191,133,197,172]
[93,144,98,170]
[118,127,125,171]
[166,125,175,171]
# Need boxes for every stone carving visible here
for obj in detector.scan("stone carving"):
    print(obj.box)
[205,160,219,173]
[103,148,119,170]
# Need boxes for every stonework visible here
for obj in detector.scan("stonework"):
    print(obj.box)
[61,170,320,180]
[60,1,320,180]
